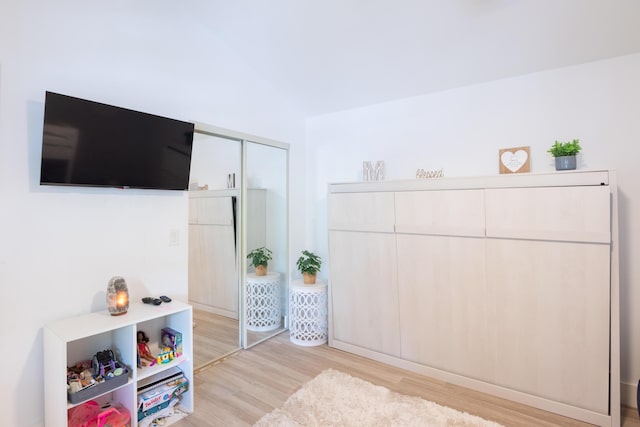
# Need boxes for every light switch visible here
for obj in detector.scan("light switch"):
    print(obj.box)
[169,229,179,246]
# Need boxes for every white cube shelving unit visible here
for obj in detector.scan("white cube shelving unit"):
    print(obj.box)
[44,301,193,427]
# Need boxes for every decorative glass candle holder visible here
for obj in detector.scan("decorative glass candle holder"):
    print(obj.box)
[107,276,129,316]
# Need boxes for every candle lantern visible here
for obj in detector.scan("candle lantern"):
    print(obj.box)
[107,276,129,316]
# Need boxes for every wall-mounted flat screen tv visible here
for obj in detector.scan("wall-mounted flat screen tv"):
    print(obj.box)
[40,91,194,190]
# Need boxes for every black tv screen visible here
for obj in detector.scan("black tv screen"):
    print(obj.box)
[40,91,194,190]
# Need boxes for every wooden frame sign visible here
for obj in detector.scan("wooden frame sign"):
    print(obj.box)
[499,146,531,174]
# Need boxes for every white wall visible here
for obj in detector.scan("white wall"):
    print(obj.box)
[0,2,305,426]
[306,53,640,407]
[189,134,241,191]
[246,142,289,277]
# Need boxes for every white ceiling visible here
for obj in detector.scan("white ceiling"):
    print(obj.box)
[200,0,640,116]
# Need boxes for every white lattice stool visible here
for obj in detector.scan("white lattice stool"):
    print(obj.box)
[289,280,328,346]
[246,272,281,332]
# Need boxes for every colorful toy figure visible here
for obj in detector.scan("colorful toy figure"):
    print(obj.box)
[161,327,183,358]
[92,349,118,378]
[157,347,175,364]
[137,331,155,367]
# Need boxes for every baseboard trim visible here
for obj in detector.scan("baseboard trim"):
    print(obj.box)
[331,340,612,426]
[621,381,637,409]
[189,301,238,320]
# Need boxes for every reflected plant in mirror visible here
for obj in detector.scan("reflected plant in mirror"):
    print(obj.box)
[297,250,322,285]
[245,140,288,348]
[247,247,273,276]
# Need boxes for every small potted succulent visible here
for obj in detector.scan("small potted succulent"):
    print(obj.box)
[247,247,272,276]
[296,250,322,284]
[548,139,581,170]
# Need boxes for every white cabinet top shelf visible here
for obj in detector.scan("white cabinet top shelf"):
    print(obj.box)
[329,170,611,193]
[46,301,191,342]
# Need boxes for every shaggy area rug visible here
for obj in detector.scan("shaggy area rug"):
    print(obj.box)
[255,369,503,426]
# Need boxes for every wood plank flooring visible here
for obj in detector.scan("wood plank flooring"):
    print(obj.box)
[192,309,240,370]
[192,309,287,371]
[174,332,640,426]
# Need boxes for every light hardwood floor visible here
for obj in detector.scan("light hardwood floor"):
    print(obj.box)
[192,309,240,370]
[175,332,640,426]
[192,309,287,371]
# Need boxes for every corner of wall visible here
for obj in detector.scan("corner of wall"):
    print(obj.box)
[622,381,637,408]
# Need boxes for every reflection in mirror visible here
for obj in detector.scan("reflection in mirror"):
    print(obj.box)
[188,132,241,369]
[244,141,288,348]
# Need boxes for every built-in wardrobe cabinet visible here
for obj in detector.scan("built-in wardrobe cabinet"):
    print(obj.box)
[189,189,238,319]
[188,189,266,319]
[327,170,620,427]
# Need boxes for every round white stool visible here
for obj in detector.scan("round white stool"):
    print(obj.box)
[246,272,281,332]
[289,280,328,346]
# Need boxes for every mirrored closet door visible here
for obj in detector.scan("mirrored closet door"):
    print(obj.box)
[188,123,289,368]
[188,131,242,370]
[243,140,289,348]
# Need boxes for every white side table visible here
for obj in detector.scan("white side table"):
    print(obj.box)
[289,280,328,346]
[246,272,281,332]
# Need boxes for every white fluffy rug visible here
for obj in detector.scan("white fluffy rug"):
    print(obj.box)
[255,369,503,426]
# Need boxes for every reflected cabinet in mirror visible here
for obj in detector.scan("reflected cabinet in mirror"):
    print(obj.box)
[188,132,241,370]
[244,141,289,348]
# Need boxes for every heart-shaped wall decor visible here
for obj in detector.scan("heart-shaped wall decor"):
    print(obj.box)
[501,150,528,173]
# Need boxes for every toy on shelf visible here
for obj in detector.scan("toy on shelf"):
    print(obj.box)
[161,327,183,358]
[137,367,189,424]
[137,331,156,367]
[67,360,95,394]
[68,400,131,427]
[157,347,175,365]
[67,350,128,404]
[92,349,124,379]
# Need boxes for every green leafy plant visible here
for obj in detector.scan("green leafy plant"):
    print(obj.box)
[247,247,272,268]
[296,250,322,276]
[547,139,582,157]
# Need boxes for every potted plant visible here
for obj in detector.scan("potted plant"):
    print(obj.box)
[548,139,581,170]
[247,247,272,276]
[296,250,322,284]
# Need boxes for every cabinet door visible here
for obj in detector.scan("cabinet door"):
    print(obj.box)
[396,234,489,380]
[188,198,198,224]
[328,192,395,232]
[395,189,485,237]
[485,184,611,413]
[486,238,610,414]
[195,196,234,225]
[395,189,489,379]
[329,230,400,356]
[485,186,610,243]
[188,224,238,317]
